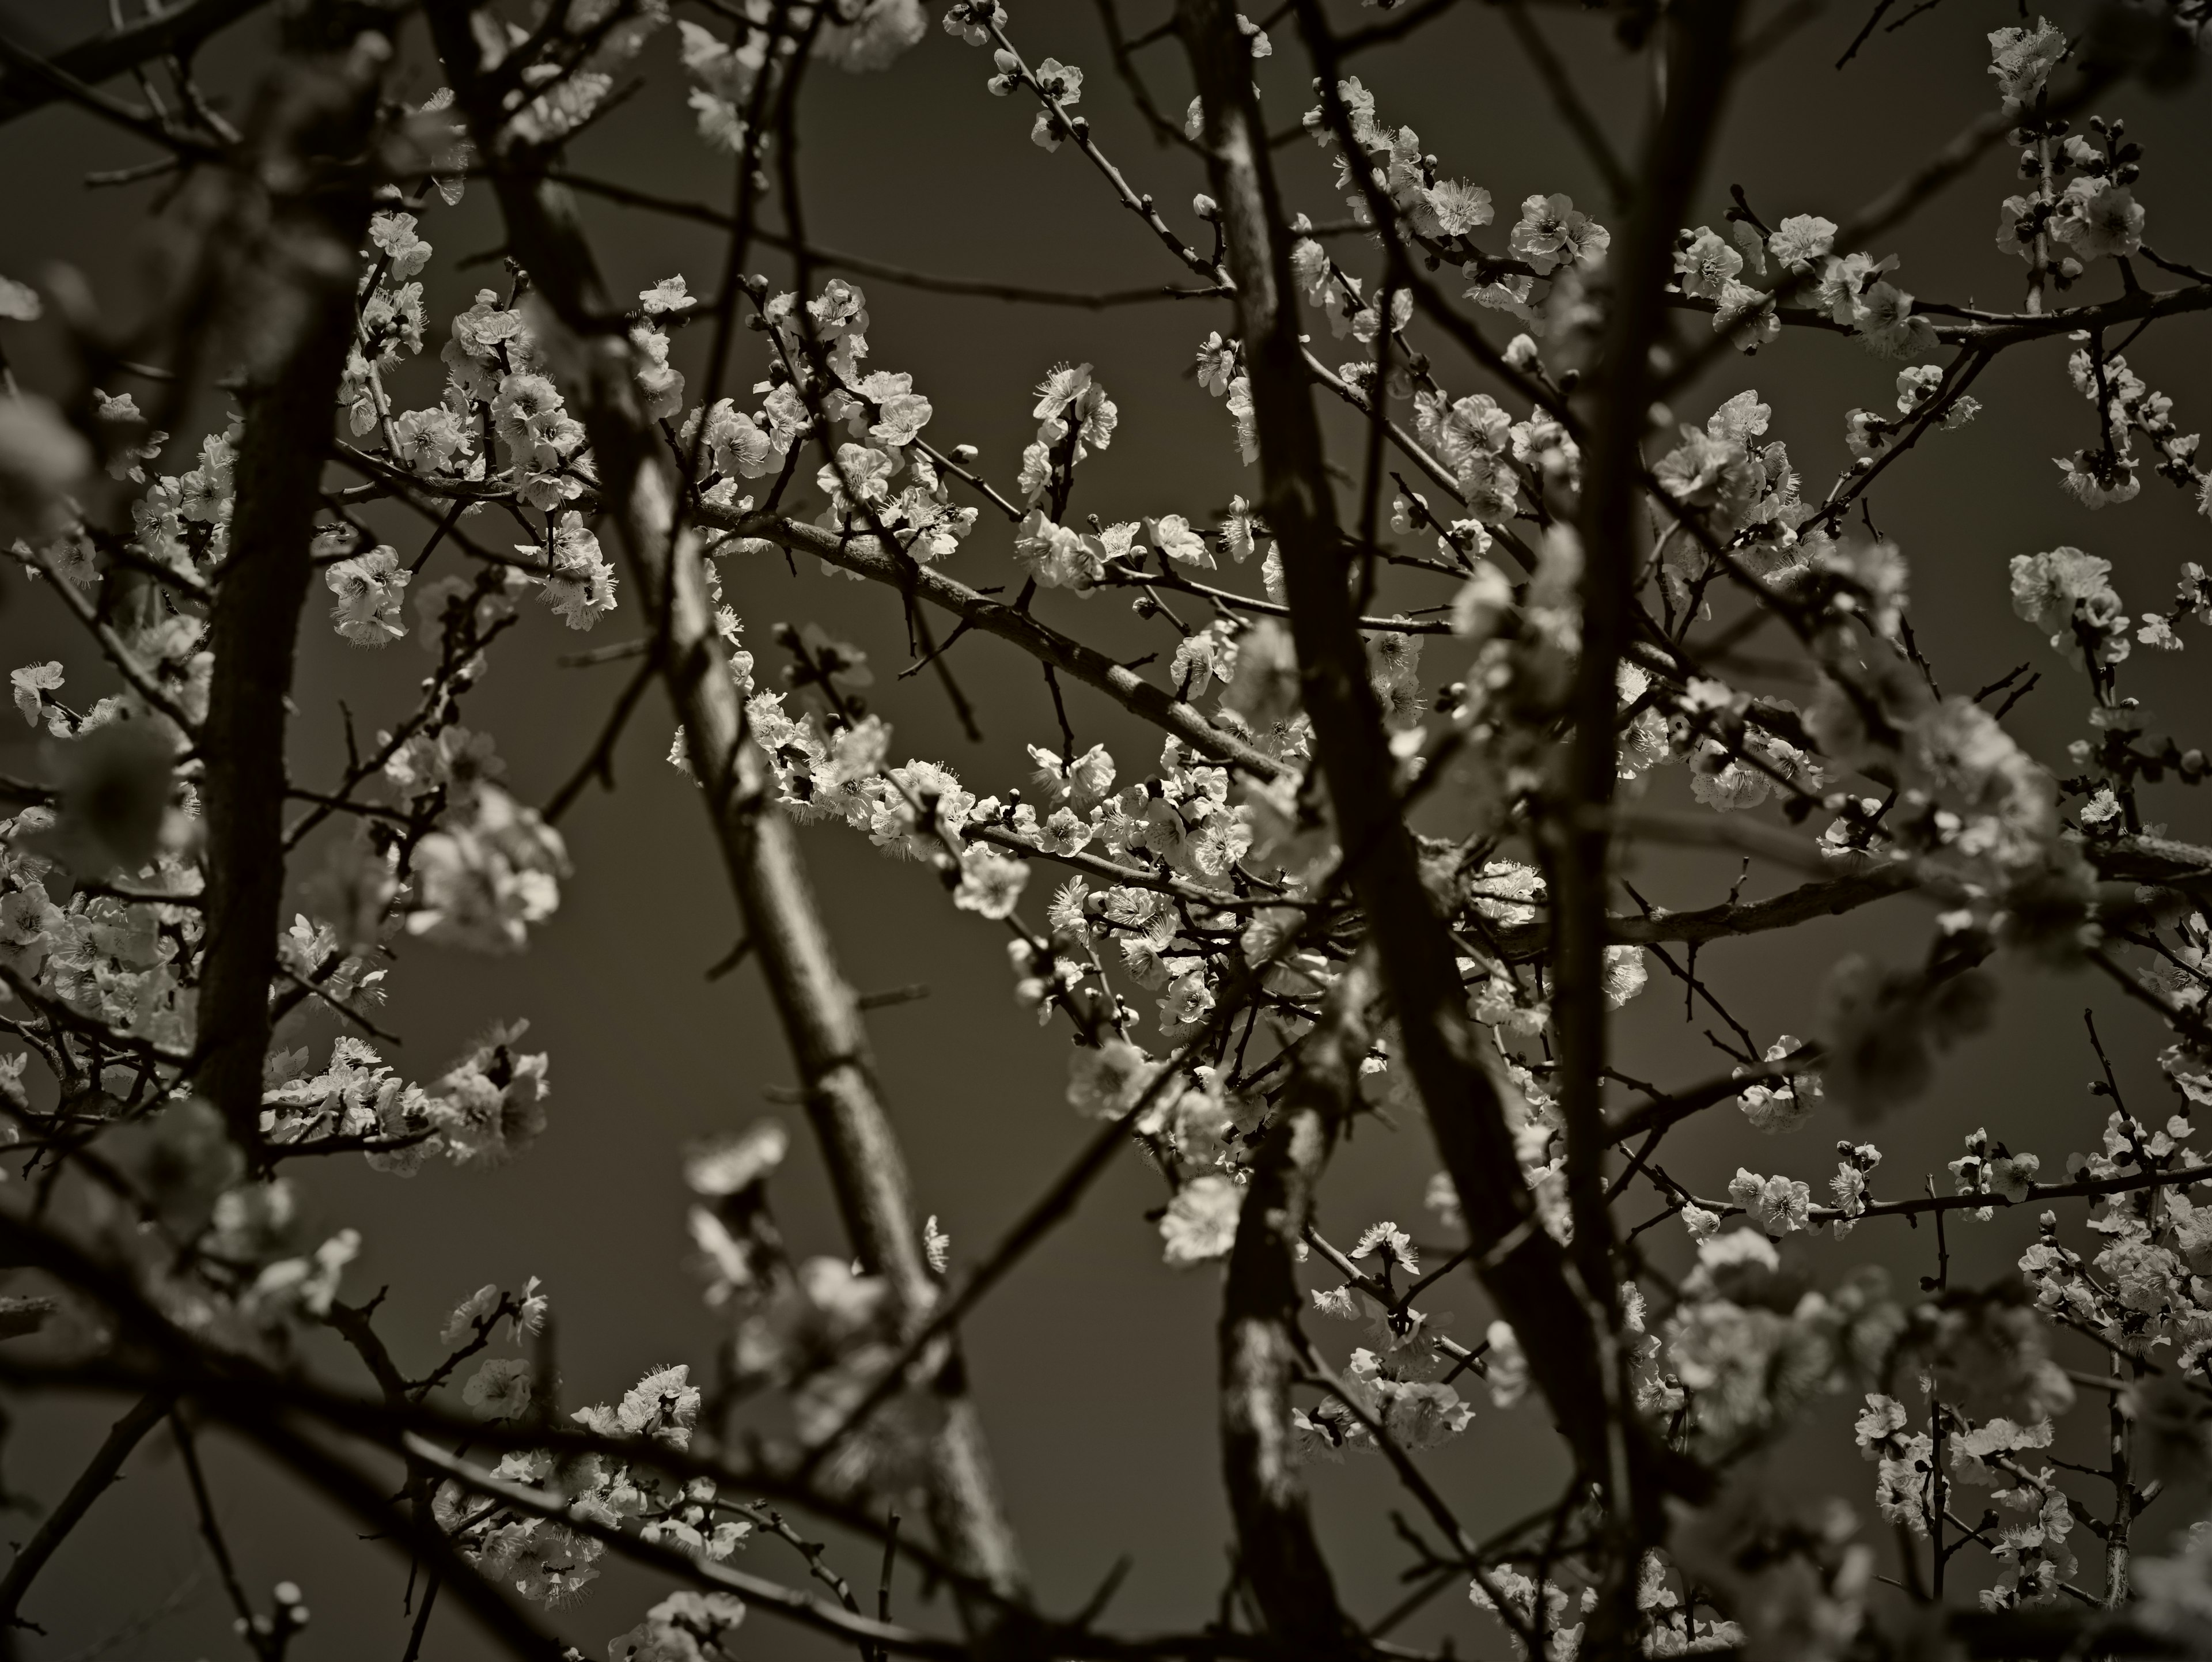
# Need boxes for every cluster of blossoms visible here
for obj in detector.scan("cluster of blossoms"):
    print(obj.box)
[1994,27,2147,282]
[0,789,199,1050]
[263,1025,551,1171]
[1009,364,1124,589]
[2056,339,2209,514]
[1852,1285,2086,1611]
[363,8,2212,1646]
[679,1118,957,1494]
[1296,1222,1479,1459]
[435,1356,752,1607]
[1980,22,2210,525]
[2018,1102,2212,1378]
[1843,362,1983,462]
[923,14,2205,1644]
[1672,200,1948,362]
[378,721,571,954]
[698,275,982,569]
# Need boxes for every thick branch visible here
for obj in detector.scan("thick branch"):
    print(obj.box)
[2093,832,2212,903]
[0,0,275,127]
[1610,864,1912,948]
[194,17,384,1153]
[1183,0,1622,1501]
[1559,0,1738,1320]
[426,0,1024,1602]
[1218,955,1374,1657]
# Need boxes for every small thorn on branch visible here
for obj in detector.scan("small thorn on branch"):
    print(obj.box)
[703,936,754,982]
[558,637,650,668]
[857,983,929,1011]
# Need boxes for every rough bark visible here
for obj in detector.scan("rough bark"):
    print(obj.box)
[1219,955,1374,1657]
[195,13,387,1153]
[423,2,1024,1605]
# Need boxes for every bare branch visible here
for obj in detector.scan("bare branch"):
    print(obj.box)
[0,0,274,127]
[0,1391,173,1629]
[0,29,221,157]
[538,169,1229,308]
[1501,1,1631,211]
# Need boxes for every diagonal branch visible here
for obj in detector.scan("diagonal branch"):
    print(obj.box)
[0,1390,174,1630]
[712,509,1286,778]
[0,29,221,157]
[1501,0,1631,210]
[423,0,1026,1606]
[25,546,199,736]
[168,1409,270,1659]
[1183,0,1628,1516]
[0,0,275,127]
[540,170,1230,309]
[224,1411,566,1661]
[400,1436,971,1661]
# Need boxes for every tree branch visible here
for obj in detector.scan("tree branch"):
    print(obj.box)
[0,1391,173,1630]
[1218,954,1374,1656]
[25,547,200,736]
[1501,0,1630,211]
[194,14,385,1155]
[1187,0,1633,1517]
[1559,0,1737,1362]
[424,0,1025,1603]
[0,0,274,127]
[539,169,1229,309]
[714,509,1286,778]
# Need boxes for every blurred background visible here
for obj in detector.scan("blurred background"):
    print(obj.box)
[0,0,2207,1655]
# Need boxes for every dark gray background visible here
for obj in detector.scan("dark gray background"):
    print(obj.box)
[0,0,2207,1655]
